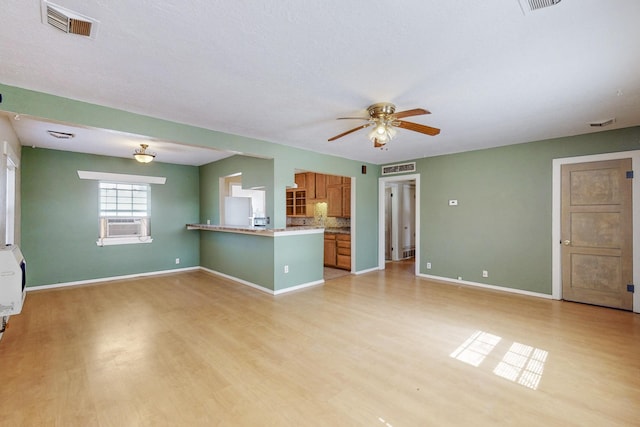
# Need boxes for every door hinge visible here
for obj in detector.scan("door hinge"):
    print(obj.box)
[626,170,633,179]
[627,284,635,293]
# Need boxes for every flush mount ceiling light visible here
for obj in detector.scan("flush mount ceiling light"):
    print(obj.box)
[47,130,74,139]
[589,118,616,127]
[133,144,156,163]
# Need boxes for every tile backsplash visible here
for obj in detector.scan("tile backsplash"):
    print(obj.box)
[287,202,350,228]
[287,216,350,228]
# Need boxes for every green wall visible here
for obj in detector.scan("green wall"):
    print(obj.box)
[410,127,640,294]
[1,83,381,275]
[21,147,200,286]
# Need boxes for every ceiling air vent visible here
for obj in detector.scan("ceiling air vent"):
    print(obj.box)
[518,0,561,14]
[382,162,416,176]
[40,1,99,39]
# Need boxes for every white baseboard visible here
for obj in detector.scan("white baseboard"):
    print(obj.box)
[199,267,274,294]
[26,266,200,292]
[274,279,324,295]
[354,266,379,275]
[200,267,324,295]
[26,265,325,297]
[417,273,554,300]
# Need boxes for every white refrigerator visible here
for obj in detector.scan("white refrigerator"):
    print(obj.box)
[224,197,252,227]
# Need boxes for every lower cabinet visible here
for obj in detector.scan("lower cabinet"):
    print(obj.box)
[324,233,351,271]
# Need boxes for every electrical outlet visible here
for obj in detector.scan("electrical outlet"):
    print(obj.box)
[206,219,210,225]
[482,270,488,278]
[426,262,432,269]
[284,265,289,274]
[175,258,180,264]
[457,276,462,280]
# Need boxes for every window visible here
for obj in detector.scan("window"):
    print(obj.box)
[97,182,152,246]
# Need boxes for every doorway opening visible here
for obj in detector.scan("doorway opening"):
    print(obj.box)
[378,173,420,275]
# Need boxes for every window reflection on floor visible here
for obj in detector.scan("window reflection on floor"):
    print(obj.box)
[493,342,548,390]
[449,330,502,367]
[450,330,548,390]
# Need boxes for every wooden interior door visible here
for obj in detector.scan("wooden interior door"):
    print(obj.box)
[561,159,633,310]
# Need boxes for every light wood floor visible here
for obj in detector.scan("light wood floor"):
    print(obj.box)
[1,261,639,426]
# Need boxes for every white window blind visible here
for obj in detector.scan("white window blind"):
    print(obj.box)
[99,182,150,217]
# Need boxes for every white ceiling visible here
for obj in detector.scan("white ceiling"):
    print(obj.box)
[1,0,639,166]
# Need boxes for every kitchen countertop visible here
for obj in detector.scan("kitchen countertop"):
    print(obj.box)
[186,224,326,237]
[323,227,351,234]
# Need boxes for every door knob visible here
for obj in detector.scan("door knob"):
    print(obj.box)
[563,240,571,246]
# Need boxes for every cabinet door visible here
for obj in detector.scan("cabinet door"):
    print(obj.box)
[326,175,343,186]
[286,190,294,216]
[324,237,337,267]
[315,174,326,199]
[294,190,306,216]
[342,185,351,217]
[295,173,306,189]
[305,172,316,199]
[327,186,343,217]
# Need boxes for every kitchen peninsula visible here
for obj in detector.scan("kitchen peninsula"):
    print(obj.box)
[188,223,324,295]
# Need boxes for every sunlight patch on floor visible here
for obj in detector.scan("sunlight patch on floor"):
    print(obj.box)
[451,331,548,390]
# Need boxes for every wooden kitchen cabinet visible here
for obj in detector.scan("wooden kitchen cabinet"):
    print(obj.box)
[315,173,326,199]
[294,173,306,189]
[342,183,351,217]
[324,233,337,267]
[326,176,351,218]
[327,186,343,217]
[326,175,343,186]
[336,234,351,270]
[305,172,316,199]
[324,233,351,271]
[286,189,306,216]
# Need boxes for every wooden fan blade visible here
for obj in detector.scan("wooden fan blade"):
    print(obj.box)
[396,120,440,136]
[393,108,430,119]
[328,123,372,141]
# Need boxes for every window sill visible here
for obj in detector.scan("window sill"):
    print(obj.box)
[96,237,153,247]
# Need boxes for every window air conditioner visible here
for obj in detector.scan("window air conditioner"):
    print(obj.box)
[106,218,144,237]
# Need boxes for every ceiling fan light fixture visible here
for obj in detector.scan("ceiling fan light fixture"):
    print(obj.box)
[368,119,396,146]
[133,143,156,163]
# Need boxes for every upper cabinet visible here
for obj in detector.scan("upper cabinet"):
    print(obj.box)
[327,176,350,218]
[289,172,350,218]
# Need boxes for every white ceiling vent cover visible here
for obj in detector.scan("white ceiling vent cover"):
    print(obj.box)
[518,0,561,14]
[40,1,99,39]
[382,162,416,176]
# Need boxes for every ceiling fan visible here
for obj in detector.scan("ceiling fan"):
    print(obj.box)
[328,102,440,148]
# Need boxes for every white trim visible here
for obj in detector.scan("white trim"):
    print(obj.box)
[350,176,356,273]
[96,236,153,246]
[418,273,554,300]
[25,266,199,291]
[378,173,420,275]
[354,266,380,275]
[3,141,20,168]
[274,279,324,295]
[552,150,640,313]
[77,170,166,184]
[199,267,274,294]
